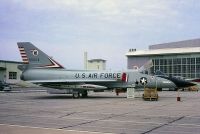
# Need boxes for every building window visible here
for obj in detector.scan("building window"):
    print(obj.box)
[9,72,17,79]
[155,59,159,65]
[187,58,191,64]
[196,57,200,64]
[151,56,200,79]
[182,58,186,64]
[191,58,195,64]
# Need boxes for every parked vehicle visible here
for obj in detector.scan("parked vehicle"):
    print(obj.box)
[0,81,12,91]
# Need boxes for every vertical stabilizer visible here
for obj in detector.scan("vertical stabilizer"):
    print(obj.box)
[17,42,64,69]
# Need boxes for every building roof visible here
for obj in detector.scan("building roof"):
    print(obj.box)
[0,60,23,64]
[88,59,106,62]
[149,38,200,50]
[126,47,200,57]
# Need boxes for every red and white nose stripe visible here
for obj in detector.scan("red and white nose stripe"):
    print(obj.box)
[18,47,29,64]
[121,73,128,82]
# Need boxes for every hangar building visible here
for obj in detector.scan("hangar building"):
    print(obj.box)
[126,38,200,79]
[0,60,23,83]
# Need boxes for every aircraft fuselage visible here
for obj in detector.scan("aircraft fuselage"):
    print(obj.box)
[21,69,177,90]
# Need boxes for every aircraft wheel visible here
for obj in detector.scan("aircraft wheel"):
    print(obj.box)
[73,92,80,98]
[81,91,88,98]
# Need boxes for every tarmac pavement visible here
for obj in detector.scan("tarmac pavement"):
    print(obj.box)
[0,88,200,134]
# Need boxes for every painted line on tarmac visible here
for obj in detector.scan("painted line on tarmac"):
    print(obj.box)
[141,116,185,134]
[0,124,113,134]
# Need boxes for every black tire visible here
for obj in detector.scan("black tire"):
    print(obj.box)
[0,87,4,91]
[81,90,88,98]
[72,92,80,99]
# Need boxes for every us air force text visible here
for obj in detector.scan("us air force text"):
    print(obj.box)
[75,73,121,79]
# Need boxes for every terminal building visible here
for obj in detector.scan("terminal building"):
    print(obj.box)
[0,60,23,83]
[126,38,200,79]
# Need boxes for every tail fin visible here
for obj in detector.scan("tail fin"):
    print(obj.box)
[17,42,64,69]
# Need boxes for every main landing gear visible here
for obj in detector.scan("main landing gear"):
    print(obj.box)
[72,90,88,99]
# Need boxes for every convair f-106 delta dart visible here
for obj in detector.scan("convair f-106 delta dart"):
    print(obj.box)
[17,42,195,98]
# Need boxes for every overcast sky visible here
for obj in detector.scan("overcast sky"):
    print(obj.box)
[1,0,200,70]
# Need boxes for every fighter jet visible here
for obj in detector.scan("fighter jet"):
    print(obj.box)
[17,42,190,98]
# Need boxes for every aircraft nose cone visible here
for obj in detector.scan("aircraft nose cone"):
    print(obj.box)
[157,75,196,88]
[180,80,196,87]
[165,76,195,88]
